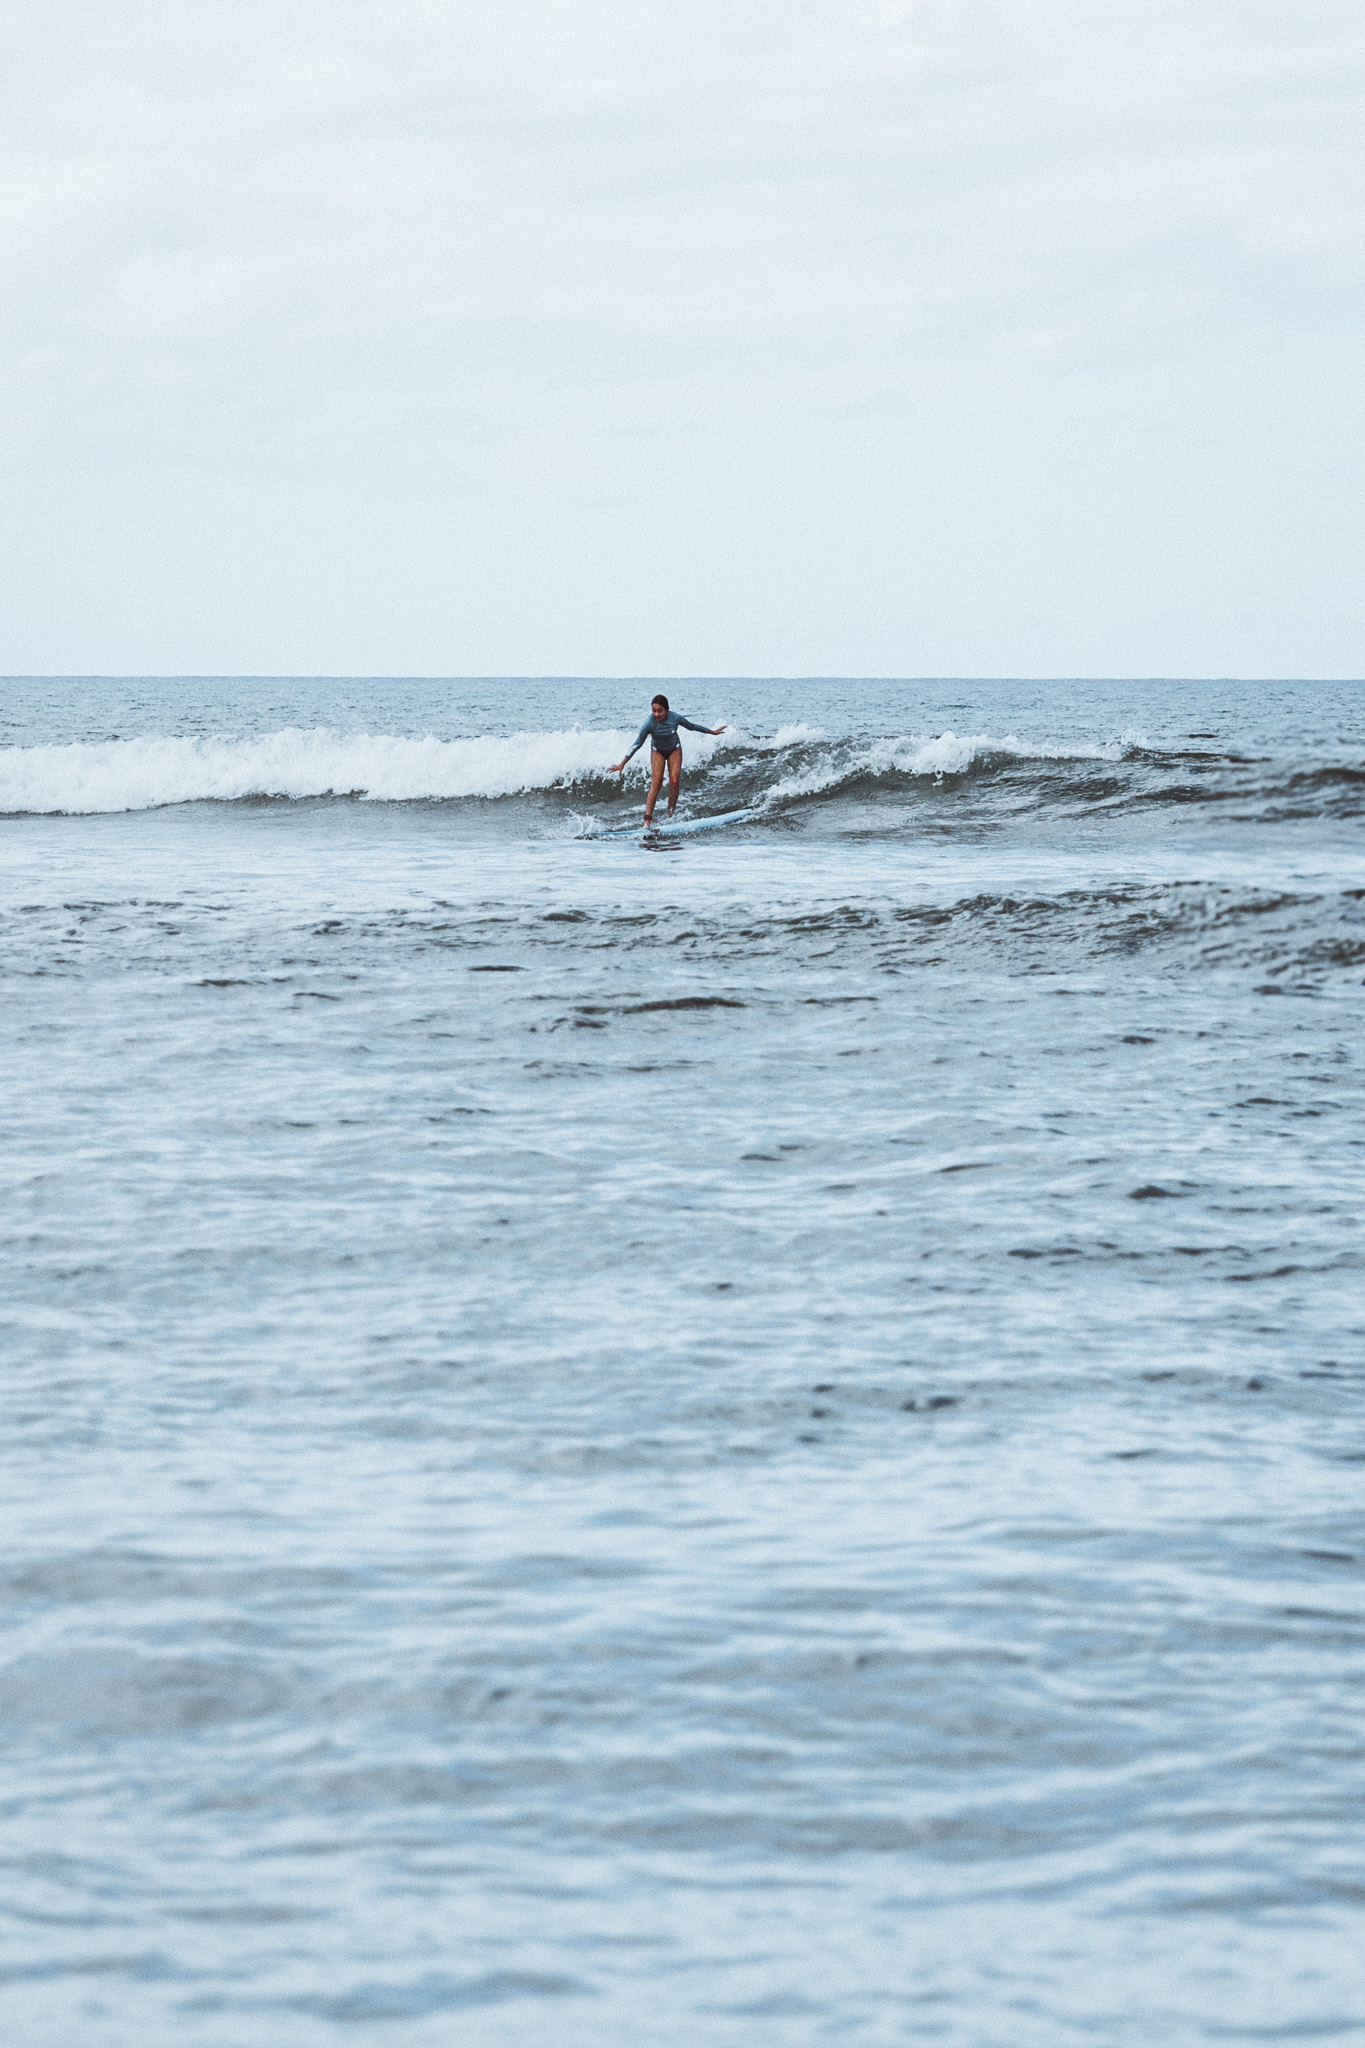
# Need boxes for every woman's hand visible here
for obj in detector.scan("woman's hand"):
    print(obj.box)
[608,762,625,774]
[710,726,727,737]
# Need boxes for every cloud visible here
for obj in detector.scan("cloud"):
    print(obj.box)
[1,0,1362,670]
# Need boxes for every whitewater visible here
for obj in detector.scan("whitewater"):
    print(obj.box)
[2,672,1363,2048]
[0,720,1126,815]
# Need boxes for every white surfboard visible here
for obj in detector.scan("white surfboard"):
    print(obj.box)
[593,806,758,840]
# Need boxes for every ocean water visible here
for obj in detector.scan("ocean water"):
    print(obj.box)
[2,673,1363,2046]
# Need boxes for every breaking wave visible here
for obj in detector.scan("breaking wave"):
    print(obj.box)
[0,727,635,815]
[760,729,1131,806]
[0,724,1140,817]
[2,721,1355,824]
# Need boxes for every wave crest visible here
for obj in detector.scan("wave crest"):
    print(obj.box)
[763,729,1127,806]
[0,722,1158,818]
[0,726,669,815]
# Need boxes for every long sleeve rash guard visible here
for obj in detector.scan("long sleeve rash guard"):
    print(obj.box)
[621,711,712,761]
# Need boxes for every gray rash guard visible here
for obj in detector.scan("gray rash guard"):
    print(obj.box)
[622,711,712,760]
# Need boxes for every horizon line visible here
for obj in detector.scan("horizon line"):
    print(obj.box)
[3,672,1359,686]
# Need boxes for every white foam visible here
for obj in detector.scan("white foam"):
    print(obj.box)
[765,730,1125,804]
[0,726,668,814]
[0,723,1127,817]
[768,723,829,749]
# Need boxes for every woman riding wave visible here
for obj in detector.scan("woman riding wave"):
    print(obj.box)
[609,694,727,824]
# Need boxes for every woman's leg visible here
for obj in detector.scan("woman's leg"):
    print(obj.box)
[667,749,681,815]
[645,750,665,821]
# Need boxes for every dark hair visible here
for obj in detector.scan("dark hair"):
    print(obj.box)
[651,693,669,713]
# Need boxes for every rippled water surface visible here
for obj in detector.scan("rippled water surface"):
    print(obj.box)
[2,675,1364,2044]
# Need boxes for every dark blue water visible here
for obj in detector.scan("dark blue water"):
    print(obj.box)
[2,675,1363,2045]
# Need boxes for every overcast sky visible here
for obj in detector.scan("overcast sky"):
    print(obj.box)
[1,0,1361,676]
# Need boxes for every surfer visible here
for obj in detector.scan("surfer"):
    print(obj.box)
[609,695,727,824]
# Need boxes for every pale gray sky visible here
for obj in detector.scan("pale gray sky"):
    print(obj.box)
[2,0,1361,676]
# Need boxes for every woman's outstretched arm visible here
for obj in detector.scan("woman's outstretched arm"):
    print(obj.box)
[609,720,653,774]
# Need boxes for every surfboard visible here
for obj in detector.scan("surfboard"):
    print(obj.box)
[592,806,758,840]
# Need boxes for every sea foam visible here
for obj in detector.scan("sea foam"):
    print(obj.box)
[764,730,1126,805]
[0,727,683,814]
[0,723,1130,817]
